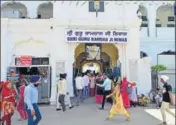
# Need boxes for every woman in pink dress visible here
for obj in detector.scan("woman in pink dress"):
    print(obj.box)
[121,77,130,108]
[17,79,28,120]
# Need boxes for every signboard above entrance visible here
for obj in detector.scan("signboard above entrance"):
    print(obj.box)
[66,29,128,43]
[16,56,32,66]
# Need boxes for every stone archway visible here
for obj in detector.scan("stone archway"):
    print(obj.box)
[1,2,28,18]
[74,43,119,68]
[81,61,102,73]
[156,5,175,27]
[12,38,49,57]
[37,2,53,19]
[73,43,119,77]
[138,5,148,28]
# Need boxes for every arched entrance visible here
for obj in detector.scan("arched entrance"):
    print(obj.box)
[1,2,28,18]
[10,38,51,104]
[73,43,119,76]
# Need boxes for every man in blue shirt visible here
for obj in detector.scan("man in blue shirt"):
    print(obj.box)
[24,75,42,125]
[96,74,113,110]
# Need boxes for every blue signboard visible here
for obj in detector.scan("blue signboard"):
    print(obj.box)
[66,29,129,43]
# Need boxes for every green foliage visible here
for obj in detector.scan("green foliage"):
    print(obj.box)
[152,65,167,72]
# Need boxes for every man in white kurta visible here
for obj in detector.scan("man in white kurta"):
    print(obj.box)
[56,75,73,111]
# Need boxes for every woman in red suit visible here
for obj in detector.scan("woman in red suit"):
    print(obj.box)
[121,77,130,108]
[1,81,16,125]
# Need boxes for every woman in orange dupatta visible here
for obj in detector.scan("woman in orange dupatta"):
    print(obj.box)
[1,81,16,125]
[106,82,130,121]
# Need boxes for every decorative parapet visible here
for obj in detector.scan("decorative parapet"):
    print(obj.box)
[2,17,142,32]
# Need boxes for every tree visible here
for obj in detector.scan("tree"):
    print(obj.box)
[152,65,167,72]
[152,65,167,89]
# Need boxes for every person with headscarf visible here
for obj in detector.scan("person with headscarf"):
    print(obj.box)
[20,74,29,87]
[1,81,16,125]
[24,75,42,125]
[121,77,130,108]
[17,79,28,121]
[129,82,138,107]
[106,80,130,121]
[159,75,175,125]
[8,69,19,98]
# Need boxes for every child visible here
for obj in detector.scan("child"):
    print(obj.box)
[154,88,162,109]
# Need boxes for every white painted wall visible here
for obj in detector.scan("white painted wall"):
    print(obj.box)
[1,1,175,66]
[1,16,141,105]
[139,2,175,65]
[137,57,152,95]
[1,0,174,104]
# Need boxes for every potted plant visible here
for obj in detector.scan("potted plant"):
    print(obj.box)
[152,65,167,88]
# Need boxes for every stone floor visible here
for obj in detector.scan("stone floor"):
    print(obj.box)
[12,98,175,125]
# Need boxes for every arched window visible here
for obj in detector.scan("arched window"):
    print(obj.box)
[1,2,27,18]
[138,5,148,28]
[140,51,148,58]
[156,5,175,27]
[37,2,53,19]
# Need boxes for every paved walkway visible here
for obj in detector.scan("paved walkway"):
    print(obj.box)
[12,99,175,125]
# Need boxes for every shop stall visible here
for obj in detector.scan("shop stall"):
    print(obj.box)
[7,56,51,104]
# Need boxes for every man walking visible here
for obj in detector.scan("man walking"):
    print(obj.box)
[83,72,90,99]
[57,74,67,112]
[24,75,42,125]
[97,74,113,110]
[75,73,84,106]
[56,74,73,111]
[159,75,175,125]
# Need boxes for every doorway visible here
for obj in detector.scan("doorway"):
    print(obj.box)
[74,43,119,74]
[72,43,120,95]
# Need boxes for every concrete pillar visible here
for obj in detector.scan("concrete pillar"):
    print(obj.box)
[27,4,38,18]
[116,44,126,78]
[1,29,7,81]
[66,44,75,97]
[49,55,57,105]
[146,4,157,38]
[23,1,41,19]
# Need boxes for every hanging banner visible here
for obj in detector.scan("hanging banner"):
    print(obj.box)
[66,29,129,43]
[17,56,32,66]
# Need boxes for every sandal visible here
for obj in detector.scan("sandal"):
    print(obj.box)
[106,117,113,120]
[125,116,130,121]
[18,118,24,121]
